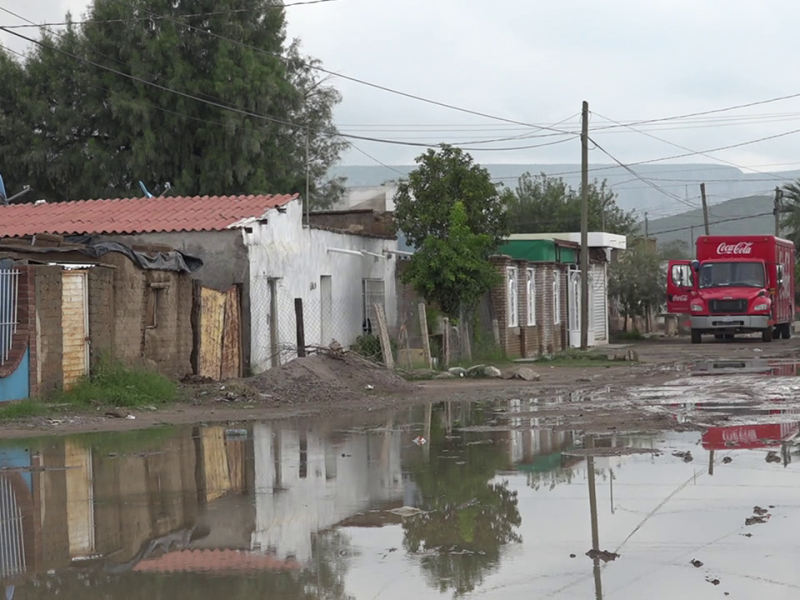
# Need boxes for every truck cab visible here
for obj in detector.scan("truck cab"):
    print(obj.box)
[667,236,795,344]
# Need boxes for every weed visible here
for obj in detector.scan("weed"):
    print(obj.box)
[52,359,177,408]
[0,400,49,420]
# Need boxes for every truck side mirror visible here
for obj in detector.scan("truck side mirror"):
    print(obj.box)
[691,260,700,272]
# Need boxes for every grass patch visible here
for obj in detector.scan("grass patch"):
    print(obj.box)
[52,360,178,408]
[611,330,646,342]
[0,399,49,421]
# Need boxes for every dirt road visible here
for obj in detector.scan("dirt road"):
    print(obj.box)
[2,335,798,438]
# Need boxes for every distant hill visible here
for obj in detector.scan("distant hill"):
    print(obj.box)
[331,163,799,217]
[643,194,775,247]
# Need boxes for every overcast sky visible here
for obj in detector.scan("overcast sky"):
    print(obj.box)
[4,0,800,170]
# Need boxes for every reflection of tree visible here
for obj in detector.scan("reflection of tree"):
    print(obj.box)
[403,404,522,597]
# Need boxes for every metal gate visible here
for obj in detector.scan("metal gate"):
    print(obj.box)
[0,260,18,369]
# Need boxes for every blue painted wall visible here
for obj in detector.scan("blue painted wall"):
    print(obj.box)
[0,348,29,403]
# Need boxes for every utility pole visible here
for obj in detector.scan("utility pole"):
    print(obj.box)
[305,130,311,227]
[700,183,710,235]
[774,186,783,236]
[580,100,590,351]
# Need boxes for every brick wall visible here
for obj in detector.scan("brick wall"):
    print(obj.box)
[489,256,568,358]
[88,266,115,368]
[103,253,193,378]
[33,266,63,395]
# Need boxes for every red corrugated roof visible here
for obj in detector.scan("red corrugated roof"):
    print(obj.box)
[132,549,300,574]
[0,194,298,237]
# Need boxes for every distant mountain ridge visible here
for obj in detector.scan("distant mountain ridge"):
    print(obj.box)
[330,163,799,217]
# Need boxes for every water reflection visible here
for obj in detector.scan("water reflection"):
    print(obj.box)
[1,401,800,598]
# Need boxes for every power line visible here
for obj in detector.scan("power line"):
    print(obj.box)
[106,0,576,135]
[587,138,699,209]
[592,110,789,182]
[0,22,575,152]
[648,212,774,237]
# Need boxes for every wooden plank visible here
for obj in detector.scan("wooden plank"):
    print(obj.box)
[62,271,88,389]
[373,303,394,369]
[418,303,432,369]
[198,287,226,380]
[220,286,242,380]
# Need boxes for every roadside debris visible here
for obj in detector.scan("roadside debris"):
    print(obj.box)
[765,451,781,463]
[722,456,733,464]
[753,506,768,516]
[413,436,426,446]
[388,506,423,518]
[672,451,693,462]
[706,577,721,586]
[690,559,704,568]
[745,515,769,526]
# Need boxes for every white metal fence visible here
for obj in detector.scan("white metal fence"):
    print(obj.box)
[0,262,19,368]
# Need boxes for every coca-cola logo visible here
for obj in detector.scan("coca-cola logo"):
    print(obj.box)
[672,295,688,302]
[717,242,753,255]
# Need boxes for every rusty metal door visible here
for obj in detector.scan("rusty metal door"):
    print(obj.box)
[62,270,89,388]
[197,286,242,381]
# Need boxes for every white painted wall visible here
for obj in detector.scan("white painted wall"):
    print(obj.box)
[244,198,398,372]
[251,423,404,563]
[333,184,400,212]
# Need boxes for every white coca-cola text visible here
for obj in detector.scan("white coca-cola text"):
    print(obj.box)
[716,241,753,255]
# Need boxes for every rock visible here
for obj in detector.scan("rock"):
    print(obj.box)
[722,456,733,464]
[466,364,488,377]
[745,515,768,526]
[753,506,768,516]
[448,367,467,377]
[484,366,503,378]
[766,451,781,463]
[513,367,540,381]
[585,549,619,562]
[435,372,456,380]
[691,559,704,568]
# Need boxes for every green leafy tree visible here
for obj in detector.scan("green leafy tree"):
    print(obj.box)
[401,201,502,317]
[0,0,345,206]
[658,239,691,260]
[781,180,800,248]
[393,145,509,249]
[506,172,636,235]
[608,240,666,331]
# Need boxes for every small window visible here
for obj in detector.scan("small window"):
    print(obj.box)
[507,267,519,328]
[146,289,160,329]
[146,282,169,329]
[671,264,693,288]
[553,270,561,324]
[526,268,536,326]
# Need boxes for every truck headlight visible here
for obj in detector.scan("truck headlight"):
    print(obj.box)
[691,304,703,312]
[753,303,769,311]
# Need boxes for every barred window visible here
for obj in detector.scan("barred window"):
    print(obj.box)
[507,267,519,328]
[362,279,385,334]
[526,268,536,326]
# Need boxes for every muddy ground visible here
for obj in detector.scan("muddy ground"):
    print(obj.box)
[2,335,798,438]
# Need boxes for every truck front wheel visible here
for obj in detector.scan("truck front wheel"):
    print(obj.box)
[762,328,774,343]
[781,323,792,340]
[691,330,702,344]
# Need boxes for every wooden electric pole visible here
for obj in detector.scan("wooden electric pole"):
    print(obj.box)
[580,101,590,351]
[700,183,710,235]
[774,187,783,236]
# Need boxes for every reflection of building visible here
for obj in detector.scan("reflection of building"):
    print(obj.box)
[251,423,404,562]
[0,421,405,589]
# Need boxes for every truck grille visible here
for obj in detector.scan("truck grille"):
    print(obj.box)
[709,299,747,314]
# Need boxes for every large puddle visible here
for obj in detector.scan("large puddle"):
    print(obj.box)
[1,399,799,598]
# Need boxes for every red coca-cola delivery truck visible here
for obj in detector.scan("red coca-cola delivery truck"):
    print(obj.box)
[666,235,795,344]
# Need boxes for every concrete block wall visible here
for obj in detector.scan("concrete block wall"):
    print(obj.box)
[142,270,193,378]
[490,256,567,359]
[33,266,63,395]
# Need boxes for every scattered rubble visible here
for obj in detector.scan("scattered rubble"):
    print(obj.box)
[745,515,769,526]
[766,451,781,463]
[672,451,693,462]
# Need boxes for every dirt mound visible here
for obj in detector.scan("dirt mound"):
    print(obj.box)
[252,353,417,404]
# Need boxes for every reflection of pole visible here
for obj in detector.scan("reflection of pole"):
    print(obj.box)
[609,469,614,515]
[381,413,394,470]
[445,402,452,436]
[708,450,715,476]
[423,404,432,463]
[586,437,603,600]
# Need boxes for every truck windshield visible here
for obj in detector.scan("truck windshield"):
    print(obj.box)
[699,261,765,289]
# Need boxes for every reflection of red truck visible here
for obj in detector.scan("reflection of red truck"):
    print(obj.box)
[667,235,795,344]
